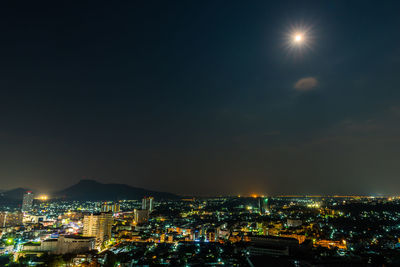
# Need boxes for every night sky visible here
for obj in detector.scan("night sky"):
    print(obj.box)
[1,0,400,196]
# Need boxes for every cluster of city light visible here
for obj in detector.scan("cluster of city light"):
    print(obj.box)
[37,195,48,201]
[307,202,321,208]
[4,194,400,265]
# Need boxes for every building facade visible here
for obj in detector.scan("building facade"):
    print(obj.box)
[22,191,34,212]
[134,209,149,225]
[141,197,154,212]
[0,211,23,227]
[82,212,113,249]
[21,235,95,254]
[101,202,120,213]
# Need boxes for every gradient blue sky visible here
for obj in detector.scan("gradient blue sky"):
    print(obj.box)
[0,0,400,195]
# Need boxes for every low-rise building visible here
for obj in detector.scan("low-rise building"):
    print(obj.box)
[21,235,95,255]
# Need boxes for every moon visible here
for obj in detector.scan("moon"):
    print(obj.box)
[283,23,314,56]
[293,33,304,44]
[294,34,303,42]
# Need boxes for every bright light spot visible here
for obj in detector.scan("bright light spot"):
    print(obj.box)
[38,195,48,200]
[283,23,314,57]
[294,34,302,42]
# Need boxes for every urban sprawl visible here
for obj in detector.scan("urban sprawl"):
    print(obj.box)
[1,192,400,266]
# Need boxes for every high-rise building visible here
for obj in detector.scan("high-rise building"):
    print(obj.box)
[101,202,120,213]
[258,197,269,214]
[83,212,113,249]
[142,196,154,212]
[22,191,34,212]
[134,209,149,225]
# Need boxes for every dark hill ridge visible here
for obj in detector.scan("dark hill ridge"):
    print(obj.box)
[56,179,179,200]
[0,188,31,206]
[1,187,30,200]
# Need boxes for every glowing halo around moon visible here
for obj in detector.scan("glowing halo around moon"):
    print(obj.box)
[282,23,315,57]
[289,31,307,47]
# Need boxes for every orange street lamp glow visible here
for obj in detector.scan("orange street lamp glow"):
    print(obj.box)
[39,195,48,200]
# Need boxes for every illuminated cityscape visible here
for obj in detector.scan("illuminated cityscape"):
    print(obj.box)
[1,0,400,266]
[1,191,400,266]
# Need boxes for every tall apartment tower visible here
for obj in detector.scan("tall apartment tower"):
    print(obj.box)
[134,209,150,225]
[101,202,120,213]
[83,212,113,249]
[258,197,269,214]
[142,196,154,212]
[22,191,34,212]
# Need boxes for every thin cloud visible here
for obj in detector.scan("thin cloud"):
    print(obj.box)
[294,77,318,91]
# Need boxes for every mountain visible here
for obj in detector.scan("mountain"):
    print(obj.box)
[0,187,31,206]
[1,188,30,200]
[55,179,179,200]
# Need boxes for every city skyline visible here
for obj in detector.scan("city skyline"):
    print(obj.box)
[2,178,400,199]
[1,0,400,196]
